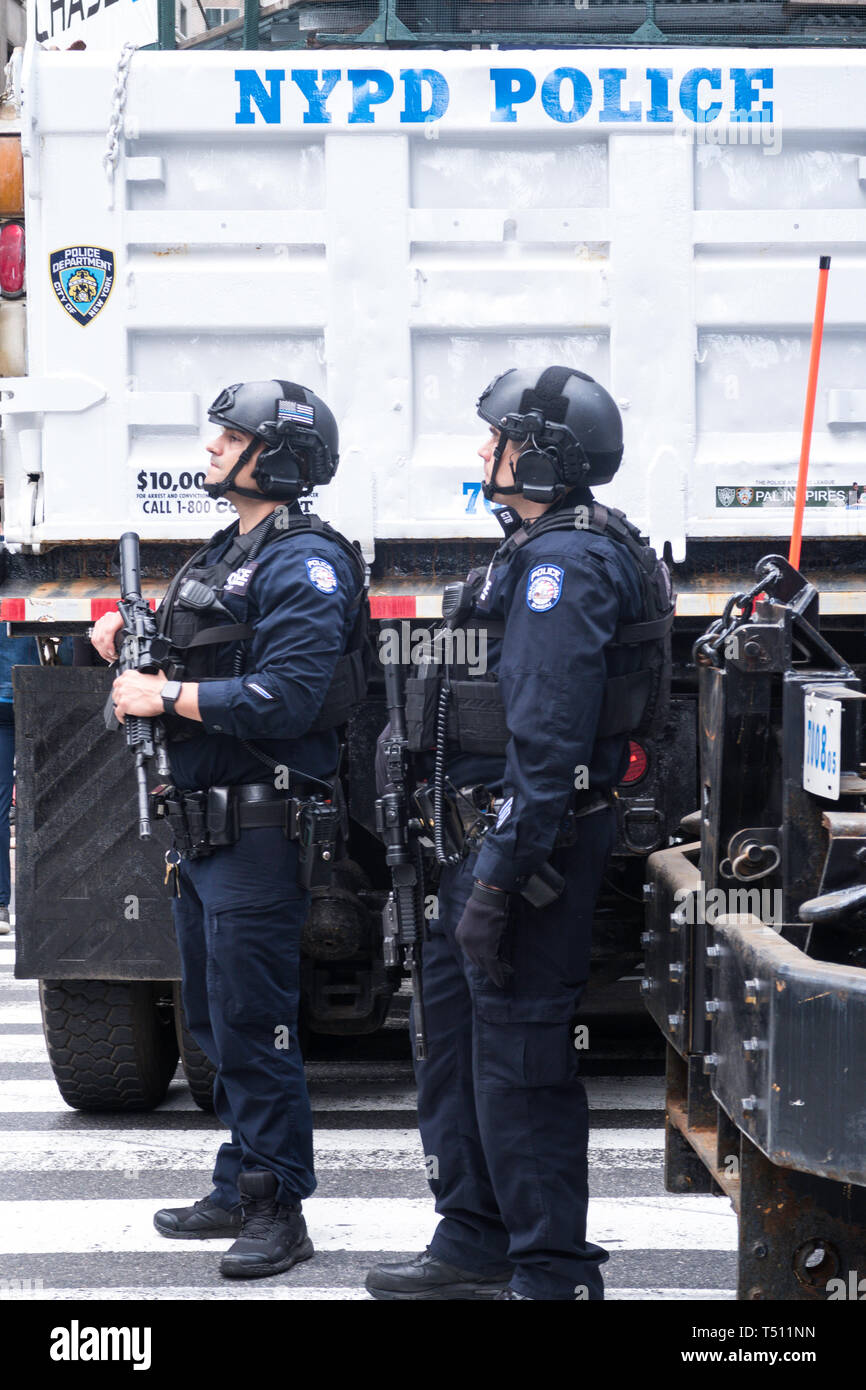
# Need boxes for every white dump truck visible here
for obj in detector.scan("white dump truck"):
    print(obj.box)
[4,40,866,1121]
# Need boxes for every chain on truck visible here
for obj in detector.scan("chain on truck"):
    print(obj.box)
[3,0,866,1300]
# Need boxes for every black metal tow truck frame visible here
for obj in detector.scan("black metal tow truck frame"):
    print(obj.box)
[643,555,866,1300]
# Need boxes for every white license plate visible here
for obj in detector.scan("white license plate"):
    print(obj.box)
[803,694,842,800]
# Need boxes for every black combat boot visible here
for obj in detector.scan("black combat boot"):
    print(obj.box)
[365,1249,512,1300]
[153,1194,243,1240]
[220,1169,314,1279]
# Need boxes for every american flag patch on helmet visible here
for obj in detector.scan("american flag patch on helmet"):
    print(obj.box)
[278,399,315,426]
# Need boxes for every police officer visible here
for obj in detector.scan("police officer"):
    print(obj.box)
[92,380,367,1279]
[366,366,672,1301]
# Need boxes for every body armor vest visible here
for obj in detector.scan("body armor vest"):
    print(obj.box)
[404,500,674,756]
[153,511,369,742]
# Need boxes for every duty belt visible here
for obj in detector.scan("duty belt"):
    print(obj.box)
[453,783,614,846]
[151,779,340,890]
[414,781,614,863]
[411,781,615,911]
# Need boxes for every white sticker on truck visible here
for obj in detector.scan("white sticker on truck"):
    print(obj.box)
[135,468,230,518]
[803,695,842,801]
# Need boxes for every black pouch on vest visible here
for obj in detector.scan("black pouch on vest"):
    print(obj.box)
[450,680,511,755]
[595,669,653,739]
[308,645,368,733]
[405,674,440,752]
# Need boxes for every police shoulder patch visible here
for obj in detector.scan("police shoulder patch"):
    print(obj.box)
[305,555,338,594]
[525,563,564,613]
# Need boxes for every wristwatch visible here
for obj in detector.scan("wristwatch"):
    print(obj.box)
[160,680,183,716]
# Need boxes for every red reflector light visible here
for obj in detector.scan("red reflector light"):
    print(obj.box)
[0,221,25,298]
[620,740,648,785]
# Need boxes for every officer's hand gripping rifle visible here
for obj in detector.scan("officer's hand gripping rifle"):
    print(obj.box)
[375,638,428,1061]
[115,531,170,839]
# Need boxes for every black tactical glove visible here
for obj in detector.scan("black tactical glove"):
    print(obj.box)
[455,881,513,988]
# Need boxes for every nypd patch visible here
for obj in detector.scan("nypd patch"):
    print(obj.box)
[305,556,338,594]
[50,247,115,326]
[526,564,563,613]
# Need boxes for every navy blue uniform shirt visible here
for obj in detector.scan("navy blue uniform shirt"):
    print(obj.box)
[447,490,645,893]
[167,513,360,792]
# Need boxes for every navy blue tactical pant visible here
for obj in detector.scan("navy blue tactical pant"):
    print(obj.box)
[415,805,617,1300]
[171,827,315,1210]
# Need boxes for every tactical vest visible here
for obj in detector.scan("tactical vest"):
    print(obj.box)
[153,511,370,742]
[404,501,674,756]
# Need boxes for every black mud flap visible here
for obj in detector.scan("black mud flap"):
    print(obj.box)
[13,666,180,981]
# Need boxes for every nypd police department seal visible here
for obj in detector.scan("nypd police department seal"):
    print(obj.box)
[305,556,338,593]
[526,563,564,613]
[50,247,115,325]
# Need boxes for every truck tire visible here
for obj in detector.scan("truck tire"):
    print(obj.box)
[172,983,216,1112]
[39,979,179,1112]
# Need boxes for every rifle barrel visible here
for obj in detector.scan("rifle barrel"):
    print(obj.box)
[119,532,143,601]
[381,627,408,741]
[409,950,427,1062]
[136,762,151,839]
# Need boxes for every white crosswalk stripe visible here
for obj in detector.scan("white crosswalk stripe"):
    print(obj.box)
[0,1127,665,1170]
[0,960,737,1300]
[0,1005,41,1023]
[0,1075,665,1113]
[0,1035,46,1062]
[0,1195,737,1255]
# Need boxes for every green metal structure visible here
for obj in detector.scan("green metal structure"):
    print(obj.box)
[157,0,866,50]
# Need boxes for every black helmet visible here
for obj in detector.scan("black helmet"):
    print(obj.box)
[205,378,339,502]
[477,365,623,504]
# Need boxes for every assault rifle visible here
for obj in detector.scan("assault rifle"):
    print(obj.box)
[375,632,428,1061]
[114,532,170,839]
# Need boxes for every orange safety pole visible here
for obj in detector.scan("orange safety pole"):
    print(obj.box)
[789,255,831,572]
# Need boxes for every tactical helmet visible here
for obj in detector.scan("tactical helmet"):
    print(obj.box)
[205,379,339,502]
[477,366,623,504]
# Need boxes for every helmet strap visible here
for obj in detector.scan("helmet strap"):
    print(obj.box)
[481,435,523,501]
[202,438,269,501]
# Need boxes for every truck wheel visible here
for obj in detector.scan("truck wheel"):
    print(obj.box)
[39,979,180,1112]
[172,983,216,1112]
